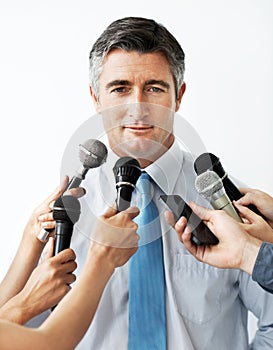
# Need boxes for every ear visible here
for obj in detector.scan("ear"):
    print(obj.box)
[175,82,186,112]
[89,85,101,113]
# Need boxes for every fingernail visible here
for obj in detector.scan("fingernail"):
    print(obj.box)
[184,226,192,235]
[177,216,185,227]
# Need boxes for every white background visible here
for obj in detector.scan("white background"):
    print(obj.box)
[0,0,272,339]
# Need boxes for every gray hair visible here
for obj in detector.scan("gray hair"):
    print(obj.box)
[89,17,185,98]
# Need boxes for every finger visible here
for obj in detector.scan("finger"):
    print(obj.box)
[64,273,77,285]
[68,187,86,198]
[45,176,69,205]
[102,206,118,219]
[120,206,140,220]
[174,216,187,236]
[239,188,258,195]
[54,248,76,263]
[182,226,198,255]
[189,202,213,221]
[233,202,260,223]
[164,210,175,227]
[43,237,54,260]
[61,260,77,274]
[38,212,54,222]
[41,222,55,230]
[236,190,260,207]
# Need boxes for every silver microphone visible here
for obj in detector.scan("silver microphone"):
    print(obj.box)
[65,138,108,191]
[195,170,242,222]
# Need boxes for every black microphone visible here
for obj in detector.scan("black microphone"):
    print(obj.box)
[113,157,142,212]
[194,152,263,217]
[52,195,81,256]
[65,138,108,191]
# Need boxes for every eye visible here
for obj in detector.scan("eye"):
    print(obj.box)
[146,86,165,93]
[111,86,130,94]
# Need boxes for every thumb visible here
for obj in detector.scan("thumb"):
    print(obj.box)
[102,205,118,219]
[121,206,140,220]
[233,202,260,223]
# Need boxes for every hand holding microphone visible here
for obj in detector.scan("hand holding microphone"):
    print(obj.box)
[52,138,107,255]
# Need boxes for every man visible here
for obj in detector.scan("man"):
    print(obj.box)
[31,16,273,349]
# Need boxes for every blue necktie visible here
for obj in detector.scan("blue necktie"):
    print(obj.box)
[128,172,166,350]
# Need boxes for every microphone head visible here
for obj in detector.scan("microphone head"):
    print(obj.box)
[53,195,81,224]
[113,156,142,186]
[194,152,226,178]
[79,139,108,169]
[195,170,223,198]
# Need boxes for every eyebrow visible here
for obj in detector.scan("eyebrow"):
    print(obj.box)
[105,79,170,90]
[145,80,170,89]
[105,80,132,90]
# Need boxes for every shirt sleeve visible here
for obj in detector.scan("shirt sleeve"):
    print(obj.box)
[252,242,273,294]
[238,269,273,349]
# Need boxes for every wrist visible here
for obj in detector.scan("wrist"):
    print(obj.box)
[0,295,30,324]
[239,236,262,275]
[87,242,116,276]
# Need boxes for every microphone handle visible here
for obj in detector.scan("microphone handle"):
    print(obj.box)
[66,176,82,191]
[211,194,242,223]
[54,220,74,256]
[65,166,89,191]
[116,185,134,212]
[222,177,266,219]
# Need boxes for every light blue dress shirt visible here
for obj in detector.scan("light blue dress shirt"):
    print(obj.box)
[28,138,273,349]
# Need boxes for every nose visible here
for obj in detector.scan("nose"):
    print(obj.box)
[128,102,148,121]
[128,90,149,121]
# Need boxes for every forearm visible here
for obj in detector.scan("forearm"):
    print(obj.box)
[0,294,29,324]
[239,236,262,275]
[38,249,115,349]
[0,233,45,307]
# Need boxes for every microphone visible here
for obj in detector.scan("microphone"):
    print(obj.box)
[52,195,81,255]
[195,170,242,222]
[65,138,108,191]
[113,157,142,212]
[194,152,263,216]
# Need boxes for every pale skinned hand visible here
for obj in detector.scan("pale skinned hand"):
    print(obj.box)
[24,175,85,244]
[0,238,77,324]
[165,202,264,274]
[89,206,140,270]
[236,188,273,228]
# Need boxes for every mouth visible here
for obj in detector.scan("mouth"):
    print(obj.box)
[123,124,153,132]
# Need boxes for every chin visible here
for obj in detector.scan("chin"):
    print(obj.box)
[114,138,169,164]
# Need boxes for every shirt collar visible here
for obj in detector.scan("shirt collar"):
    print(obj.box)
[101,135,184,195]
[144,138,184,194]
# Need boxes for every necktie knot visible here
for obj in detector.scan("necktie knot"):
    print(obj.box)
[136,172,154,209]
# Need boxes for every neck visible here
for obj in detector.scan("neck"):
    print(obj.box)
[111,135,174,169]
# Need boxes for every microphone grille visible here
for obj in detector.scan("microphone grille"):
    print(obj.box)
[195,170,223,198]
[113,157,142,186]
[53,195,81,223]
[79,139,108,169]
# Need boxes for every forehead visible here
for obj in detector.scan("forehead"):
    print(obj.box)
[100,49,173,81]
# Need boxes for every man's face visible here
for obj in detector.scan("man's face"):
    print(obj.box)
[90,49,185,167]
